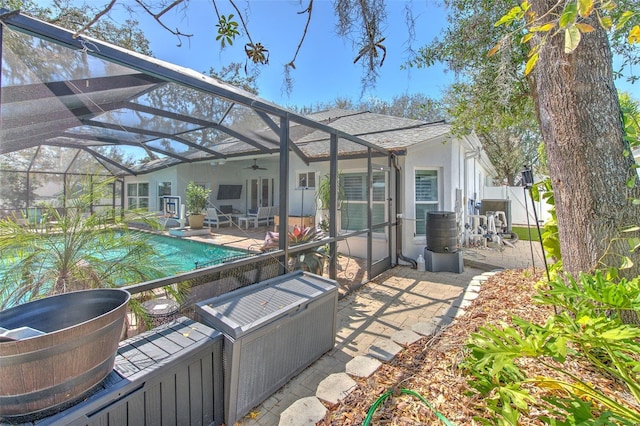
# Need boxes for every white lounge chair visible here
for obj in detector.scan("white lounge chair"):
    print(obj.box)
[238,206,277,229]
[203,207,232,228]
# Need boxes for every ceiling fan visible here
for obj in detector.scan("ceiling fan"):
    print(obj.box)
[245,159,267,170]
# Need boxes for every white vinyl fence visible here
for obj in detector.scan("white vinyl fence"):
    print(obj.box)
[482,186,552,226]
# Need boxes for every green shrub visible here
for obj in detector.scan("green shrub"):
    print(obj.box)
[463,271,640,424]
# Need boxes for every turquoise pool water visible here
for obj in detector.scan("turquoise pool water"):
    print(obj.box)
[0,233,249,308]
[145,234,248,271]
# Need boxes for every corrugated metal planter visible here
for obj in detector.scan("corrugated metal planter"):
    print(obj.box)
[0,288,130,422]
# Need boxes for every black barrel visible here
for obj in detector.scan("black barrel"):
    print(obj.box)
[426,211,458,253]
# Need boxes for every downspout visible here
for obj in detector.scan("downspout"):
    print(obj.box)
[464,147,481,226]
[393,154,417,269]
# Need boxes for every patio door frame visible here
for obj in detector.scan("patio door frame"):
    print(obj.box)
[248,177,274,211]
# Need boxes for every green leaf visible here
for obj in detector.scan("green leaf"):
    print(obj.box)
[626,174,637,188]
[620,256,634,269]
[600,325,640,340]
[619,11,637,28]
[564,26,581,53]
[597,12,612,30]
[525,52,539,75]
[559,2,577,28]
[495,5,523,27]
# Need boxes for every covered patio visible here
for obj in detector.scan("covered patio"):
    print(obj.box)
[0,8,405,424]
[0,8,397,307]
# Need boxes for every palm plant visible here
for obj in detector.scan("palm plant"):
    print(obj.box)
[316,172,345,232]
[316,172,345,210]
[0,177,186,313]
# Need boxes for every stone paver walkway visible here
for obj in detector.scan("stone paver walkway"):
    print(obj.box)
[237,241,545,425]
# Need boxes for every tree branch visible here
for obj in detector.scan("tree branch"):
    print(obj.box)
[72,0,117,39]
[133,0,193,45]
[228,0,254,46]
[285,0,314,70]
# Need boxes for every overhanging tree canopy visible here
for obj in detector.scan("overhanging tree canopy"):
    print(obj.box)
[0,9,391,212]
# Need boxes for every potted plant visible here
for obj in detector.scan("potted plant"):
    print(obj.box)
[185,181,211,229]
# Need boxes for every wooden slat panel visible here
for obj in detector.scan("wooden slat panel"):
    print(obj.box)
[125,391,145,424]
[201,352,215,425]
[160,374,176,426]
[144,383,162,426]
[175,318,220,340]
[140,333,183,357]
[174,364,190,424]
[129,337,170,363]
[87,412,108,426]
[107,404,126,426]
[159,325,197,348]
[189,358,204,425]
[30,318,224,426]
[212,344,224,425]
[115,343,151,376]
[101,371,124,388]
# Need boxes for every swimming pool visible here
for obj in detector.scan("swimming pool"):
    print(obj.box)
[145,234,249,272]
[0,232,250,308]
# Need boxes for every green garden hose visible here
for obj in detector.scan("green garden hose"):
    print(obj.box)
[363,388,455,426]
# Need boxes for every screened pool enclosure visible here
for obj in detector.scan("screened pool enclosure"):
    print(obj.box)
[0,9,397,300]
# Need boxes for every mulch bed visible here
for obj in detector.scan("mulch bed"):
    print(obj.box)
[318,268,636,425]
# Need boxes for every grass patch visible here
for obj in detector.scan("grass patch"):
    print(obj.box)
[511,225,542,242]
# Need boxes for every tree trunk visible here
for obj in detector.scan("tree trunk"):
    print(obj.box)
[528,1,640,278]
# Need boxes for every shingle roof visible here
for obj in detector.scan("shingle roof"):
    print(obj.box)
[301,109,452,154]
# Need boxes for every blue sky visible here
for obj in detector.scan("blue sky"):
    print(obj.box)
[107,0,454,108]
[72,0,637,107]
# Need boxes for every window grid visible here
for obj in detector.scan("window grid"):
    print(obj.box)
[415,170,439,236]
[340,171,387,231]
[127,182,149,210]
[297,172,316,188]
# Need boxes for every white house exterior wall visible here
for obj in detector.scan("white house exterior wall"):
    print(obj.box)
[400,135,455,260]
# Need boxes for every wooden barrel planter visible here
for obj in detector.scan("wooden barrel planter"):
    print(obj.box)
[0,288,130,422]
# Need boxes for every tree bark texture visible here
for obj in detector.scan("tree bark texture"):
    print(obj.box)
[528,1,640,277]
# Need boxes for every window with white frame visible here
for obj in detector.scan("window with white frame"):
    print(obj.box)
[297,171,315,189]
[340,171,386,231]
[415,169,439,236]
[158,181,172,212]
[127,182,149,209]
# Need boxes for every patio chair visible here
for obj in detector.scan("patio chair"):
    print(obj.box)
[204,207,232,228]
[237,206,277,229]
[22,207,46,231]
